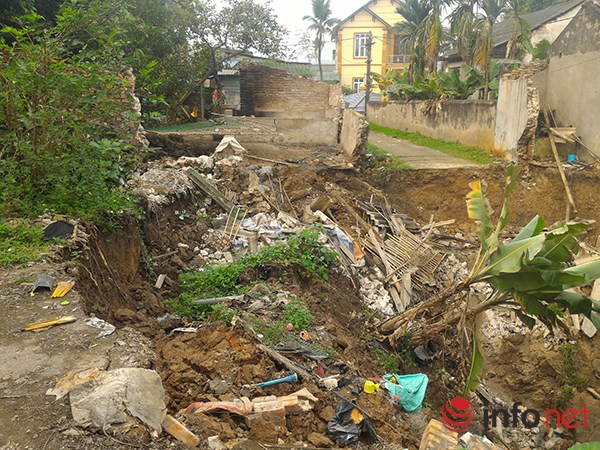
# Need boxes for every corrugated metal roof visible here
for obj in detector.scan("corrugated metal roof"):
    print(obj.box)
[492,0,584,46]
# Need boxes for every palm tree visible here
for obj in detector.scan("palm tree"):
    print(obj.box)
[473,0,508,98]
[449,0,481,67]
[303,0,340,81]
[394,0,431,78]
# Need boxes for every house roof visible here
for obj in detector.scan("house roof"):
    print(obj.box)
[336,0,401,30]
[492,0,584,47]
[344,92,382,112]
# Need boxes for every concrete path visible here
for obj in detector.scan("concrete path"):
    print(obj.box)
[368,131,481,169]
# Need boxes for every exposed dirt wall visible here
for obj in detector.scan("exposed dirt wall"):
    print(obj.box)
[360,166,600,240]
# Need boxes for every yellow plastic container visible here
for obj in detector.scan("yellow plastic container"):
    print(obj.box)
[363,380,380,394]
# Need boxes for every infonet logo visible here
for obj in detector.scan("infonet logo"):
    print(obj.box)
[441,397,590,433]
[441,397,475,433]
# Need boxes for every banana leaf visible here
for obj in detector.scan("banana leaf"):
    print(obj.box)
[486,165,519,251]
[563,259,600,284]
[513,215,545,242]
[482,235,545,277]
[466,180,492,247]
[464,336,484,395]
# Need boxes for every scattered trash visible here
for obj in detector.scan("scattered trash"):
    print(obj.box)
[299,330,311,341]
[24,315,76,331]
[31,274,55,295]
[327,398,377,446]
[256,372,298,388]
[170,327,199,334]
[182,397,253,416]
[290,387,319,403]
[383,373,428,412]
[207,435,226,450]
[43,220,74,241]
[60,301,70,306]
[46,368,103,400]
[322,377,339,390]
[69,368,166,436]
[155,274,167,289]
[414,345,436,364]
[162,414,200,448]
[85,317,116,338]
[363,380,379,394]
[213,135,247,158]
[51,280,75,298]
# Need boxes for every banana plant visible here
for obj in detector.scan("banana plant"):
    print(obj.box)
[463,165,600,392]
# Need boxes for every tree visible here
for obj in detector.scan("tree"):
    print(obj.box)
[183,0,287,118]
[448,0,482,67]
[394,0,431,78]
[303,0,340,81]
[0,4,139,224]
[0,0,63,26]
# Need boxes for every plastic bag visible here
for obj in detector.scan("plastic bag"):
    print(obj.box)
[327,399,363,446]
[384,373,428,412]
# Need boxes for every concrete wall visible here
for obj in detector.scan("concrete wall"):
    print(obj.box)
[522,6,582,63]
[494,77,530,159]
[273,118,338,145]
[531,2,600,156]
[239,63,340,119]
[367,100,497,150]
[340,109,369,157]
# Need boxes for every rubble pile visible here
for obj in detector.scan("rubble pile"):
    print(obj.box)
[29,134,597,450]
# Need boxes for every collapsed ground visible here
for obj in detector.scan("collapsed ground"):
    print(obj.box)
[2,139,600,449]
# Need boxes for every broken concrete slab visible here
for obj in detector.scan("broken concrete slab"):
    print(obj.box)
[581,316,597,338]
[69,368,166,436]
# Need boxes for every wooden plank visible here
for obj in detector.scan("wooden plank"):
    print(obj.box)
[548,133,577,217]
[191,294,244,305]
[368,229,405,312]
[186,168,236,211]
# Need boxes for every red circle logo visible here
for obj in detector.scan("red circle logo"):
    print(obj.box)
[441,397,475,433]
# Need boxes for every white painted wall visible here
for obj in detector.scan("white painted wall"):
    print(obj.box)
[522,6,582,63]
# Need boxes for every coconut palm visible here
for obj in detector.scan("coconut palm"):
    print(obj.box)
[394,0,431,78]
[448,0,482,67]
[303,0,340,81]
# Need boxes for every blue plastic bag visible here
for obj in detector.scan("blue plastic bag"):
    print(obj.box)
[384,373,428,412]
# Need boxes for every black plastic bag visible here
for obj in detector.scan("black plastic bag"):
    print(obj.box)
[327,399,363,446]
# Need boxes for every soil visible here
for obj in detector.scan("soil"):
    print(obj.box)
[3,141,600,449]
[362,165,600,241]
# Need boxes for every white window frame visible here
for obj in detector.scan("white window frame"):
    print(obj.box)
[353,77,365,92]
[354,33,368,58]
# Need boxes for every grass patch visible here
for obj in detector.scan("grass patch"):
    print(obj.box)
[556,343,586,408]
[0,221,50,268]
[244,299,315,347]
[167,228,338,319]
[282,299,313,330]
[364,143,413,171]
[370,123,495,165]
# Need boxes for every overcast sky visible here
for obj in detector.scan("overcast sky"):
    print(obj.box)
[215,0,368,62]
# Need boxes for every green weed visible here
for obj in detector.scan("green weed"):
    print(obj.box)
[0,221,50,268]
[168,228,338,319]
[556,343,586,408]
[283,299,313,330]
[370,124,496,164]
[364,143,413,171]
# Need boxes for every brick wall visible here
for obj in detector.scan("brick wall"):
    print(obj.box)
[240,63,336,119]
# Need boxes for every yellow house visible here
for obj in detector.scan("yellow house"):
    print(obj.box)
[335,0,409,92]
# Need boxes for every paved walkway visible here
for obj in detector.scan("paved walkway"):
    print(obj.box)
[368,131,480,169]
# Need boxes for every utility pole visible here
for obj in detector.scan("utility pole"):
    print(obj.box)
[364,32,373,117]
